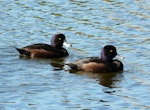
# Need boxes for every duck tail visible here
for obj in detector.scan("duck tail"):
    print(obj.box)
[66,63,78,69]
[15,48,31,56]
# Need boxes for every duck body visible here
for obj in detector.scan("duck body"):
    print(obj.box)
[67,45,123,73]
[68,57,123,73]
[16,33,69,58]
[16,43,68,58]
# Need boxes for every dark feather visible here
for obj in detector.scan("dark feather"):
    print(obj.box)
[16,48,30,56]
[23,43,55,51]
[66,63,79,69]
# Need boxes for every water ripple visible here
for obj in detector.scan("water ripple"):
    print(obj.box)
[0,0,150,110]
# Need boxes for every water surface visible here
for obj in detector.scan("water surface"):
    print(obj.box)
[0,0,150,110]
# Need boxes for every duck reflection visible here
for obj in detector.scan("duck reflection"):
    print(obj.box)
[68,69,123,87]
[49,58,66,71]
[96,72,123,87]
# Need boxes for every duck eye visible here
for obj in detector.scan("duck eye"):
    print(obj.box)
[58,38,61,40]
[110,50,113,53]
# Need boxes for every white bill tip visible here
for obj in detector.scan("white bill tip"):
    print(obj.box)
[63,42,72,47]
[115,54,125,60]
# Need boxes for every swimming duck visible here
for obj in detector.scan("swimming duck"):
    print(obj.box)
[67,45,123,73]
[16,33,71,58]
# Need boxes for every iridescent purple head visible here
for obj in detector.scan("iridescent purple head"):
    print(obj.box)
[51,33,66,48]
[101,45,117,63]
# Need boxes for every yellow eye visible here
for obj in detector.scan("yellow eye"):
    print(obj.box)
[110,50,113,53]
[58,38,61,40]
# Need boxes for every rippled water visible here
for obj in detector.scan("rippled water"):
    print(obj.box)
[0,0,150,110]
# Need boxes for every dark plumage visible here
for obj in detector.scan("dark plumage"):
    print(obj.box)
[67,45,123,73]
[16,33,70,58]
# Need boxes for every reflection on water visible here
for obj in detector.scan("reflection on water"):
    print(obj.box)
[68,68,123,87]
[49,58,68,71]
[1,0,150,110]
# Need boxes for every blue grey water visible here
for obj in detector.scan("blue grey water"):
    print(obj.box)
[0,0,150,110]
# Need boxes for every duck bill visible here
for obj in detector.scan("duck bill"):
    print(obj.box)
[63,41,72,47]
[115,54,125,60]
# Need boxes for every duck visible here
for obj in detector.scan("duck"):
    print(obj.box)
[16,33,71,58]
[67,45,123,73]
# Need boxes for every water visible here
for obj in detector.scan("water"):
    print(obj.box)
[0,0,150,110]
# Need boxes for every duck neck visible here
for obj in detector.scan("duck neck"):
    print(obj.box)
[101,50,113,63]
[51,41,63,49]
